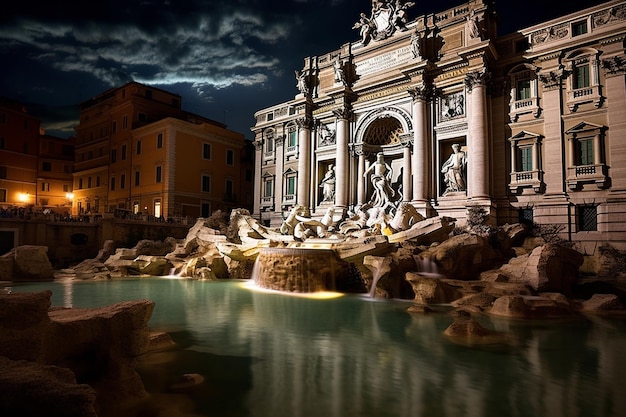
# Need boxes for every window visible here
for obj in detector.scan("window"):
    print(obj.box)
[566,122,608,190]
[138,113,147,122]
[573,64,590,89]
[146,89,152,99]
[154,200,161,217]
[120,173,126,189]
[203,143,212,159]
[78,178,83,189]
[286,176,296,196]
[133,202,139,214]
[111,177,116,191]
[87,177,92,188]
[155,166,162,183]
[136,140,142,155]
[579,139,594,166]
[572,20,588,36]
[96,176,100,187]
[135,170,140,186]
[266,136,274,153]
[264,178,274,197]
[202,175,211,192]
[157,133,163,149]
[508,131,544,194]
[42,162,52,171]
[516,79,531,101]
[225,179,234,201]
[520,146,533,172]
[41,182,50,192]
[508,66,540,121]
[226,149,234,166]
[267,112,274,121]
[121,145,127,160]
[0,137,5,149]
[0,189,6,202]
[288,129,297,147]
[122,115,128,129]
[63,184,69,192]
[565,49,602,111]
[112,121,117,134]
[0,166,6,179]
[578,205,597,231]
[111,149,117,163]
[519,208,533,225]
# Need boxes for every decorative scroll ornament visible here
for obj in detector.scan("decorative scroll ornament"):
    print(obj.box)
[602,56,626,76]
[538,68,565,90]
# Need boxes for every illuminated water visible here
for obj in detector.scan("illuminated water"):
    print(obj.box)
[12,278,626,417]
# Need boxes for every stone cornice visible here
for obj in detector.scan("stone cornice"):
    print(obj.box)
[602,56,626,76]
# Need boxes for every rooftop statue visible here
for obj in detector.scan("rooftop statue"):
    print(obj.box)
[353,0,416,45]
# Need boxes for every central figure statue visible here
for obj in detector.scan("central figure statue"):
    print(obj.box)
[364,152,396,210]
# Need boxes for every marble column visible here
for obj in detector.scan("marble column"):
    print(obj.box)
[538,68,567,195]
[465,70,491,199]
[356,146,366,205]
[253,140,263,215]
[275,135,285,209]
[409,86,429,203]
[402,143,412,201]
[296,117,313,207]
[334,108,351,209]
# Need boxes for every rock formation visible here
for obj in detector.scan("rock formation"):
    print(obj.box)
[0,290,155,416]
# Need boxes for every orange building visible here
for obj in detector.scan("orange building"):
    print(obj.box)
[0,98,46,210]
[37,134,75,212]
[73,82,252,218]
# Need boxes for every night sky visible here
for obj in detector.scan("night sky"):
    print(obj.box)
[0,0,607,139]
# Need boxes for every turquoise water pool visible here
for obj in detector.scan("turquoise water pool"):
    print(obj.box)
[12,278,626,417]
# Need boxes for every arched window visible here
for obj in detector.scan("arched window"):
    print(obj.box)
[564,49,603,111]
[507,64,541,122]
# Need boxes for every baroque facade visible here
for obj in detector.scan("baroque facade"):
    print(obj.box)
[251,0,626,250]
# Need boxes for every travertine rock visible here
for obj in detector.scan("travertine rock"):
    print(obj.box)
[2,246,54,281]
[0,357,97,417]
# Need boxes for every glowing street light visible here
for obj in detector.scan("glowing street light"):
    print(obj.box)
[17,192,30,203]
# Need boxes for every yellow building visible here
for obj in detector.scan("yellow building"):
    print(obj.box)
[73,82,250,219]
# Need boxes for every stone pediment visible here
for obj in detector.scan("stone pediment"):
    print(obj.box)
[565,121,604,135]
[508,131,541,142]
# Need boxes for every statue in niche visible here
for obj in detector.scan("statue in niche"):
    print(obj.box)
[363,153,396,210]
[441,143,467,195]
[319,164,336,203]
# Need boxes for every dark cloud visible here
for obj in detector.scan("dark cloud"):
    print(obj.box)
[0,0,609,138]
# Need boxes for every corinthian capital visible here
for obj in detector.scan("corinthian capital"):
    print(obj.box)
[407,83,432,101]
[296,116,313,130]
[464,69,491,92]
[332,107,353,121]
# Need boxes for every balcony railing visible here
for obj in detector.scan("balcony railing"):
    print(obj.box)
[509,169,544,193]
[567,163,608,190]
[566,85,603,111]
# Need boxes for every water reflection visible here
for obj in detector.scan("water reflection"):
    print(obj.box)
[12,279,626,417]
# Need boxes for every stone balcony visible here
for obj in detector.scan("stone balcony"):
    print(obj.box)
[509,170,544,193]
[566,164,609,190]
